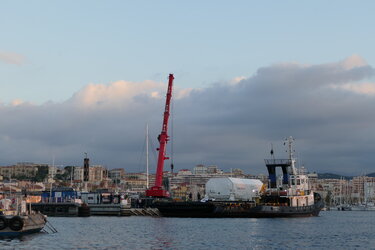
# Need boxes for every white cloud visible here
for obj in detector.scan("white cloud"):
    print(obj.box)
[332,82,375,95]
[10,99,24,106]
[230,76,246,85]
[0,56,374,175]
[339,54,368,70]
[0,51,26,65]
[68,79,191,109]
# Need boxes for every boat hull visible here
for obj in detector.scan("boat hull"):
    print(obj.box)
[0,227,43,237]
[0,213,46,237]
[154,199,324,218]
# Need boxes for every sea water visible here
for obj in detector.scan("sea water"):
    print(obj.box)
[1,211,374,249]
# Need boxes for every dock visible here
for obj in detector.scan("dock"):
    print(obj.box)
[121,208,160,216]
[88,204,123,216]
[32,202,160,217]
[31,202,87,217]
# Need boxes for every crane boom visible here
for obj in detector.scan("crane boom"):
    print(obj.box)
[145,74,174,198]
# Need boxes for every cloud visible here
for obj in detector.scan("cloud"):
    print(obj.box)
[0,51,26,65]
[0,55,374,175]
[331,82,375,95]
[339,54,368,70]
[10,99,25,106]
[229,76,246,85]
[68,79,192,109]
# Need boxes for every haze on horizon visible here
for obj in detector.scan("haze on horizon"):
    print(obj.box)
[1,1,375,176]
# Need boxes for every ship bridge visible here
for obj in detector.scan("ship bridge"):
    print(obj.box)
[264,159,292,188]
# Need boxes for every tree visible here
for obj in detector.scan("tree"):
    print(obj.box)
[32,165,49,182]
[64,166,74,181]
[162,177,169,190]
[325,191,332,207]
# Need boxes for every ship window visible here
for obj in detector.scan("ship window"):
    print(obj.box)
[297,179,300,185]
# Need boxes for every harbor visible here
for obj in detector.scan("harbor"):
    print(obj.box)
[1,74,374,220]
[2,1,375,249]
[29,188,160,217]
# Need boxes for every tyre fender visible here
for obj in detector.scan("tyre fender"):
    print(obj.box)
[9,216,24,231]
[0,216,7,230]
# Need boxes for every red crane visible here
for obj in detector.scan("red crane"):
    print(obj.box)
[145,74,174,198]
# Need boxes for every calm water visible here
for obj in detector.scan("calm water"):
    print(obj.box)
[1,211,374,249]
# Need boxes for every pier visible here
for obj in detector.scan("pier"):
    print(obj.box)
[31,202,160,217]
[31,202,85,217]
[121,208,160,216]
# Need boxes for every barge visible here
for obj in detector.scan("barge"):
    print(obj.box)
[154,137,324,218]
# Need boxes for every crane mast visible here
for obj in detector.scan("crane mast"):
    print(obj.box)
[145,74,174,198]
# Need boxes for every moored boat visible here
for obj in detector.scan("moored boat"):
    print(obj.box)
[1,198,46,237]
[154,137,324,217]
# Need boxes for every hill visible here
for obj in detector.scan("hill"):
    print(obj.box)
[317,172,375,179]
[317,173,351,180]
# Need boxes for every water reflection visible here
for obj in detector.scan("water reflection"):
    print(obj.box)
[0,213,373,249]
[151,218,174,249]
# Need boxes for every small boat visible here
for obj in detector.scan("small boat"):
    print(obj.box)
[0,198,46,237]
[336,204,352,211]
[154,137,324,218]
[351,203,375,211]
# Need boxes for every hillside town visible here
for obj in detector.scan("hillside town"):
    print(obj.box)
[1,161,374,207]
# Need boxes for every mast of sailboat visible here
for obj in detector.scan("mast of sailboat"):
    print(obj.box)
[9,172,11,198]
[146,123,149,189]
[339,177,342,207]
[50,156,55,202]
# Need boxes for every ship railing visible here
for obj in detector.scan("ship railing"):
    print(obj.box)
[264,159,291,166]
[42,197,78,203]
[264,202,289,206]
[287,189,311,196]
[293,205,314,211]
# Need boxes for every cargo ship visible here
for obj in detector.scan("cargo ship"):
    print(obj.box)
[153,137,324,218]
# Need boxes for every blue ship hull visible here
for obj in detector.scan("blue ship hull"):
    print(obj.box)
[0,227,43,237]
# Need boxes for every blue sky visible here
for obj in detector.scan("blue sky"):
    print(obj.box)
[1,1,374,103]
[1,1,375,175]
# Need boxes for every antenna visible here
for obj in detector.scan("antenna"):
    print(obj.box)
[285,136,297,175]
[270,143,275,160]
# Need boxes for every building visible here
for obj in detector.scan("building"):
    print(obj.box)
[364,181,375,203]
[231,168,244,176]
[108,168,126,183]
[124,172,148,192]
[0,163,44,179]
[48,165,58,179]
[89,165,107,183]
[207,165,221,174]
[193,165,207,175]
[73,166,84,181]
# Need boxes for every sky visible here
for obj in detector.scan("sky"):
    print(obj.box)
[1,1,375,175]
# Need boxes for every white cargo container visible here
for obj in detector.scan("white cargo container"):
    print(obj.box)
[205,177,263,201]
